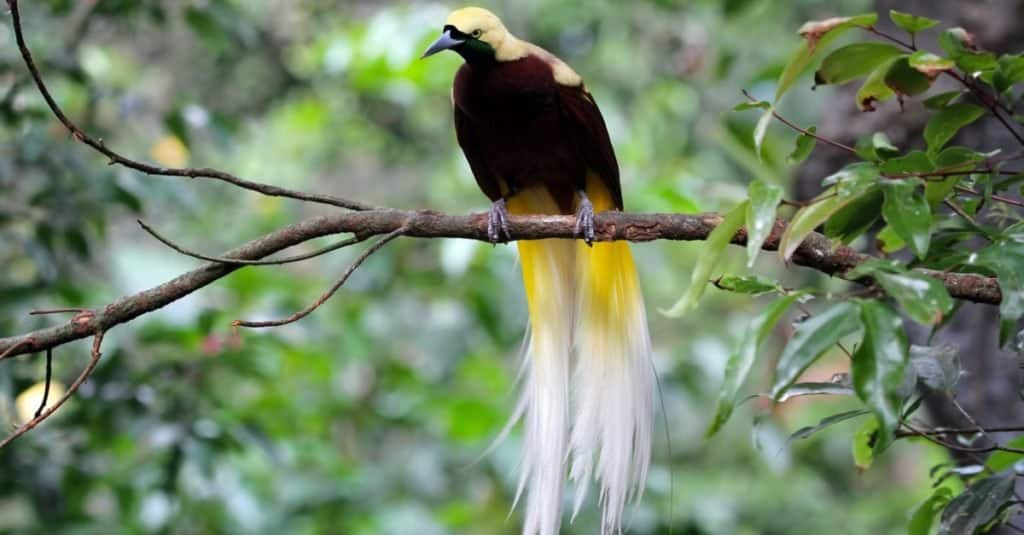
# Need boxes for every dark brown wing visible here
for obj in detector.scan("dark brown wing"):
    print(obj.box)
[556,84,623,210]
[454,104,504,203]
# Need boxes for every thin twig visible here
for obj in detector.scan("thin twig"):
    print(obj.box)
[234,225,409,329]
[956,186,1024,209]
[138,220,368,266]
[29,308,91,316]
[742,90,859,155]
[33,347,52,418]
[5,0,375,212]
[0,332,105,449]
[945,199,984,229]
[897,424,1024,437]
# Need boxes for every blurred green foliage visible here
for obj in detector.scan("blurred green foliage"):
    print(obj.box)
[0,1,951,533]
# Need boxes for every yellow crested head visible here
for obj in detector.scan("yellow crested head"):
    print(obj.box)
[422,6,525,62]
[445,7,506,38]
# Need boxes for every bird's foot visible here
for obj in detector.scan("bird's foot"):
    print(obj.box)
[574,191,596,246]
[487,198,513,244]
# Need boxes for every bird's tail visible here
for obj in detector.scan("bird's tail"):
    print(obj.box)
[505,181,652,535]
[507,188,575,535]
[569,177,653,533]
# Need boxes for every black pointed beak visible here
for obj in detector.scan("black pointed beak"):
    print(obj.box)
[422,30,464,58]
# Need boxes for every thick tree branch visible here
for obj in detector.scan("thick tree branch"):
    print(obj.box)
[0,209,1003,360]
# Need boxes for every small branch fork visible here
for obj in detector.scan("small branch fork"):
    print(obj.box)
[0,332,105,449]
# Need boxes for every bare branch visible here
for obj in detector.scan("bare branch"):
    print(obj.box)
[138,220,367,266]
[0,332,105,449]
[0,208,1004,361]
[5,0,375,212]
[235,225,409,329]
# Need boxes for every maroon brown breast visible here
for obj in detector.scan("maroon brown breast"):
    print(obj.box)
[452,54,621,214]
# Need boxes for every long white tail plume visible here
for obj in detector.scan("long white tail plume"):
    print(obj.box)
[569,240,653,534]
[507,190,576,535]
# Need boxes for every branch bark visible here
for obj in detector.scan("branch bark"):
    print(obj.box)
[0,208,1002,360]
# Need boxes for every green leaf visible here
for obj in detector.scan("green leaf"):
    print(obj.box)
[662,201,749,317]
[715,275,782,296]
[909,487,953,535]
[824,188,883,244]
[908,51,956,79]
[994,54,1024,93]
[814,43,904,86]
[733,100,771,112]
[938,471,1016,535]
[776,381,855,402]
[939,28,999,73]
[790,409,870,440]
[924,103,986,154]
[971,240,1024,345]
[852,300,909,452]
[753,107,773,160]
[776,13,879,101]
[787,127,818,165]
[884,56,934,97]
[706,292,807,437]
[781,163,879,261]
[986,436,1024,472]
[772,301,862,400]
[882,178,932,259]
[856,57,900,111]
[746,180,783,267]
[889,10,939,34]
[876,225,907,253]
[923,90,963,110]
[852,417,878,469]
[848,260,954,325]
[855,132,901,161]
[879,151,935,175]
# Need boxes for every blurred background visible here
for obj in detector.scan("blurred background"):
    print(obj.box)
[0,0,973,533]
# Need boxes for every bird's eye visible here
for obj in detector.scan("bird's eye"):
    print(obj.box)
[471,29,482,38]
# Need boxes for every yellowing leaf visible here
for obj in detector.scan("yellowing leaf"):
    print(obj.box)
[150,135,190,168]
[15,380,67,424]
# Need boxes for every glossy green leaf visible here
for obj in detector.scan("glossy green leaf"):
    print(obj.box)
[856,57,900,111]
[889,10,939,34]
[993,54,1024,93]
[776,381,855,402]
[939,28,999,73]
[746,180,783,267]
[924,103,985,154]
[855,132,900,161]
[879,150,935,175]
[789,409,870,440]
[706,292,807,437]
[923,90,963,110]
[971,240,1024,345]
[772,301,862,400]
[985,436,1024,473]
[883,56,933,97]
[882,178,932,259]
[824,188,883,244]
[715,275,782,296]
[787,126,818,165]
[852,300,909,452]
[754,107,773,160]
[663,201,749,317]
[876,225,906,253]
[776,13,879,101]
[814,43,903,85]
[909,487,953,535]
[938,471,1016,535]
[781,164,879,261]
[848,260,954,325]
[734,100,771,112]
